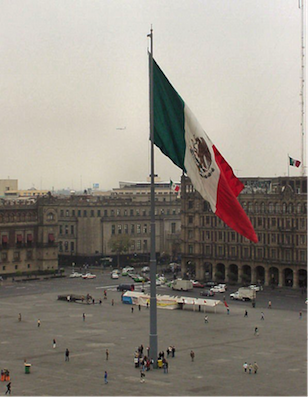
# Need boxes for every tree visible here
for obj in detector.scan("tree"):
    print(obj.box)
[108,235,132,268]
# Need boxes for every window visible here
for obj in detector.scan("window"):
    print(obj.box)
[26,251,32,260]
[300,250,306,261]
[124,224,128,234]
[16,234,22,244]
[60,225,63,235]
[231,247,236,256]
[130,209,134,216]
[47,212,55,220]
[27,264,31,269]
[131,224,135,234]
[27,234,33,244]
[188,245,193,254]
[143,224,147,234]
[171,223,176,234]
[65,225,68,235]
[188,230,193,239]
[60,210,64,217]
[297,203,302,214]
[118,225,122,234]
[143,240,148,250]
[282,203,287,213]
[275,203,280,213]
[188,216,193,224]
[111,210,114,216]
[271,218,276,227]
[97,210,101,217]
[83,210,87,217]
[288,203,293,214]
[48,234,55,243]
[188,200,193,209]
[271,249,276,259]
[111,225,115,235]
[91,210,94,217]
[2,235,8,246]
[66,210,69,217]
[104,210,108,216]
[136,209,140,216]
[269,203,274,213]
[137,224,141,234]
[59,242,63,252]
[70,242,74,252]
[78,210,81,217]
[271,234,276,243]
[72,210,75,216]
[70,225,74,235]
[13,251,20,261]
[136,240,141,250]
[117,209,121,216]
[64,241,68,252]
[231,232,235,241]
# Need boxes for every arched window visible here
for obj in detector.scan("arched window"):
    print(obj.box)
[269,203,274,213]
[275,203,280,213]
[288,203,293,214]
[47,212,55,221]
[282,203,287,213]
[255,203,259,213]
[261,202,265,213]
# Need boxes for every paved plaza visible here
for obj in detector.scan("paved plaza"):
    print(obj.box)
[0,276,307,396]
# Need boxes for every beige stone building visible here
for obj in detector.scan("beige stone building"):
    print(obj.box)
[56,181,181,266]
[0,196,58,275]
[181,176,307,289]
[0,179,18,197]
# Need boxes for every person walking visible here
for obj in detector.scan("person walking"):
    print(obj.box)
[299,311,302,319]
[244,310,248,317]
[243,362,248,373]
[140,369,145,383]
[18,313,22,322]
[65,348,70,362]
[83,313,85,322]
[106,349,109,360]
[146,346,150,357]
[261,312,265,320]
[268,301,272,309]
[104,371,108,384]
[190,350,195,362]
[254,327,259,336]
[111,299,114,306]
[53,339,56,349]
[5,382,11,395]
[248,363,253,374]
[253,362,259,374]
[37,319,41,327]
[227,308,230,315]
[138,304,141,311]
[131,307,134,313]
[172,346,175,358]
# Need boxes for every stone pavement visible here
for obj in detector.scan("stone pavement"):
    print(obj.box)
[0,285,307,396]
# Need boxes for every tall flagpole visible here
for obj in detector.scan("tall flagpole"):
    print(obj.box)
[300,0,306,176]
[148,26,158,368]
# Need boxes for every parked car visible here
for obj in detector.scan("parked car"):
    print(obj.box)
[133,275,145,282]
[191,280,205,288]
[111,272,119,279]
[117,284,134,292]
[218,283,227,291]
[121,267,135,276]
[141,266,150,273]
[200,289,215,297]
[204,281,218,287]
[210,285,225,293]
[82,273,97,279]
[69,272,83,278]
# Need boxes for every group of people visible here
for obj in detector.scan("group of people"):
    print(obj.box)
[243,361,259,374]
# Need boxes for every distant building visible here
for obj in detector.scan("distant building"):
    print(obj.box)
[0,179,18,197]
[4,188,49,199]
[0,195,58,275]
[181,176,307,289]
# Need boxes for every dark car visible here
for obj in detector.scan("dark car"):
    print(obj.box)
[117,284,135,292]
[200,289,215,297]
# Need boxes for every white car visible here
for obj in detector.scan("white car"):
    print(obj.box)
[69,272,83,278]
[82,273,97,279]
[111,272,119,279]
[141,266,150,272]
[122,267,135,276]
[210,285,226,293]
[218,283,227,291]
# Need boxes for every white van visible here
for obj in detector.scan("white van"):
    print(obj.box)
[172,279,193,291]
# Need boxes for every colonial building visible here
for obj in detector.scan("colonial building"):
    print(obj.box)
[181,176,307,289]
[55,181,181,266]
[0,196,58,275]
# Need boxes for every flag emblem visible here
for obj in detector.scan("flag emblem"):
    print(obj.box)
[190,135,215,178]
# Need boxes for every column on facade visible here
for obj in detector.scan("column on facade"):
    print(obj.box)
[250,266,257,284]
[264,267,270,287]
[237,265,243,284]
[293,268,299,289]
[196,260,203,281]
[278,267,284,287]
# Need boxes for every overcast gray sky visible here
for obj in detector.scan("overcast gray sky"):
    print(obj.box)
[0,0,305,191]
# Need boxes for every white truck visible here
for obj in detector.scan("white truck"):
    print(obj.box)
[230,287,256,301]
[172,279,193,291]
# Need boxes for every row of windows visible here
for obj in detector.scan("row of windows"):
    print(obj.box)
[187,244,307,262]
[59,208,180,218]
[111,222,177,235]
[0,234,54,245]
[1,250,33,263]
[188,229,307,246]
[58,239,149,253]
[197,200,307,215]
[60,225,74,235]
[195,215,307,230]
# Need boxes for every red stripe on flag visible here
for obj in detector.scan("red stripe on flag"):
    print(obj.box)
[213,146,244,198]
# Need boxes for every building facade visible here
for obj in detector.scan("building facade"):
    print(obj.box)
[55,181,181,266]
[181,176,307,289]
[0,196,58,275]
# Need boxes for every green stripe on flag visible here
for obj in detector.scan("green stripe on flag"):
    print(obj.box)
[153,59,186,171]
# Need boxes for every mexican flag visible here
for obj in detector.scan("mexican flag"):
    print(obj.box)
[289,156,301,167]
[170,179,180,192]
[153,59,258,243]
